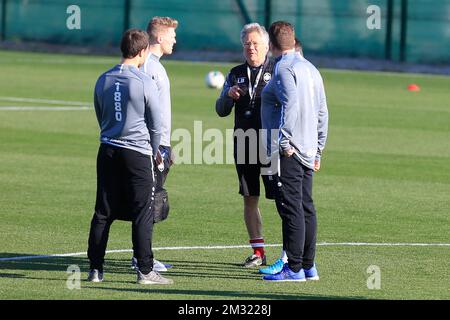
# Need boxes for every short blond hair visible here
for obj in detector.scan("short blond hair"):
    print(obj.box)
[147,16,178,41]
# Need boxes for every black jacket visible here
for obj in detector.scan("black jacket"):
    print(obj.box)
[216,57,276,131]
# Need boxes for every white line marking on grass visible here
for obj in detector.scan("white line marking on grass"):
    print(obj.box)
[0,96,89,106]
[318,242,450,247]
[9,58,116,65]
[0,242,449,262]
[0,106,90,111]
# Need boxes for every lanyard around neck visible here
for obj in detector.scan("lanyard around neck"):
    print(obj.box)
[247,65,263,100]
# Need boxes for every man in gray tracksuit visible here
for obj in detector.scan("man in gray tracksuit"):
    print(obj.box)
[130,16,178,272]
[87,29,172,285]
[261,21,328,281]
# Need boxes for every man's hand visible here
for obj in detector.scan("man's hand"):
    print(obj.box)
[282,147,295,157]
[314,160,321,172]
[155,149,163,166]
[169,151,175,166]
[227,85,246,100]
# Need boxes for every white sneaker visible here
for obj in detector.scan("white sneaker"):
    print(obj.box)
[137,270,173,285]
[153,259,168,272]
[87,269,103,282]
[131,256,138,270]
[131,257,169,272]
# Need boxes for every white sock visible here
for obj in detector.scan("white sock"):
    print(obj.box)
[280,250,288,263]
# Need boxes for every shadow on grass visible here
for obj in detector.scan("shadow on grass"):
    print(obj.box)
[0,253,366,300]
[0,254,263,282]
[0,273,26,278]
[0,254,90,273]
[0,251,261,271]
[87,286,362,300]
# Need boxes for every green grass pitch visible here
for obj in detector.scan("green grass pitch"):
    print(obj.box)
[0,50,449,300]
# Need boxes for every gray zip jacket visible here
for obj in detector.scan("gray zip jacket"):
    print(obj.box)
[141,53,172,147]
[94,64,161,156]
[261,52,328,169]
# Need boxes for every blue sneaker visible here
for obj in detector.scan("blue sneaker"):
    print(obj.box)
[262,264,306,282]
[304,264,319,281]
[259,258,284,275]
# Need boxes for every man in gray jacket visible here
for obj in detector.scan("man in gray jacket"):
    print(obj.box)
[87,29,172,285]
[129,16,178,273]
[261,21,328,281]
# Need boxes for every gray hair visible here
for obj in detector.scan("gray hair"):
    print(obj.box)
[240,23,269,46]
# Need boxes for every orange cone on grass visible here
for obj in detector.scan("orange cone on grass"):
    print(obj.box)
[407,84,420,92]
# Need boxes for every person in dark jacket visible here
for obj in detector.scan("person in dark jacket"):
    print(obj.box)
[216,23,275,268]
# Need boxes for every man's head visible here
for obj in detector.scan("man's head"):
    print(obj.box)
[268,21,296,56]
[147,16,178,56]
[240,23,269,67]
[120,28,149,66]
